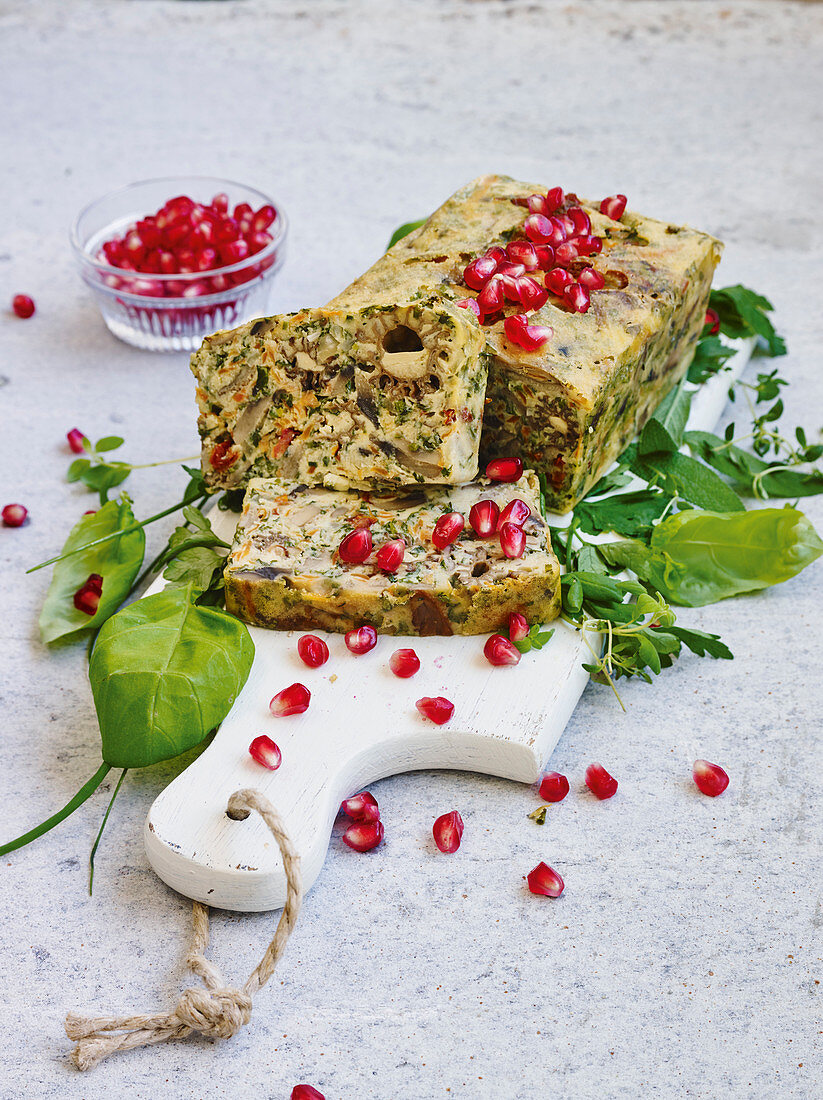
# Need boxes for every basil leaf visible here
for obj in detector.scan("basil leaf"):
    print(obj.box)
[709,285,786,357]
[89,583,254,768]
[575,488,671,538]
[386,219,427,250]
[94,436,125,453]
[632,451,745,512]
[39,498,146,644]
[78,461,132,502]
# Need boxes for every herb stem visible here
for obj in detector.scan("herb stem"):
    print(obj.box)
[126,455,200,470]
[0,762,111,856]
[88,768,128,895]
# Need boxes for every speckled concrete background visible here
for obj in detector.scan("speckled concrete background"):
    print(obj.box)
[1,2,821,1097]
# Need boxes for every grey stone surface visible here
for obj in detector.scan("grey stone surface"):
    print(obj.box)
[0,1,821,1097]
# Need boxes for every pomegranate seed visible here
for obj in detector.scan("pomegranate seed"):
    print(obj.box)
[345,625,377,655]
[73,573,103,616]
[247,231,273,255]
[415,697,454,725]
[546,216,569,245]
[484,634,521,666]
[432,511,465,550]
[455,297,481,317]
[123,230,146,263]
[165,195,194,219]
[524,193,549,215]
[499,521,526,559]
[220,239,250,265]
[704,308,721,335]
[340,791,379,821]
[534,245,555,270]
[215,217,240,244]
[554,240,579,266]
[508,611,529,642]
[564,283,591,313]
[269,683,311,717]
[469,499,500,537]
[180,281,211,299]
[485,456,523,482]
[297,634,329,668]
[342,818,384,852]
[515,277,549,312]
[375,538,405,573]
[476,277,505,315]
[389,648,420,678]
[248,735,282,770]
[433,811,464,853]
[503,313,553,351]
[693,759,729,797]
[578,267,605,291]
[291,1088,325,1100]
[2,503,28,527]
[175,248,198,274]
[585,762,618,800]
[545,187,564,213]
[164,220,192,249]
[136,219,162,250]
[338,527,373,564]
[575,234,603,256]
[196,248,218,271]
[539,771,570,802]
[567,206,591,236]
[561,214,576,237]
[523,214,553,244]
[527,862,564,897]
[12,294,35,319]
[498,498,531,528]
[545,268,574,296]
[85,573,103,595]
[209,274,232,293]
[158,250,178,274]
[496,261,526,279]
[463,255,498,290]
[67,428,87,454]
[252,205,277,231]
[484,246,507,264]
[600,194,628,220]
[211,192,229,214]
[102,240,123,265]
[191,221,217,249]
[498,275,521,304]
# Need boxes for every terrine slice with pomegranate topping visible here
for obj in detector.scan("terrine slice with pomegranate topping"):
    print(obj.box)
[223,472,560,635]
[191,296,486,492]
[329,174,723,512]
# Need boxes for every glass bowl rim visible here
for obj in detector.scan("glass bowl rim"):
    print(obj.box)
[69,174,288,283]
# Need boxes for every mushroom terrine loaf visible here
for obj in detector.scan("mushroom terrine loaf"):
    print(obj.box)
[191,297,487,492]
[329,174,723,512]
[223,472,560,635]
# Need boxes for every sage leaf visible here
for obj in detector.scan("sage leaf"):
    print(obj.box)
[632,451,745,512]
[39,498,145,644]
[89,583,254,769]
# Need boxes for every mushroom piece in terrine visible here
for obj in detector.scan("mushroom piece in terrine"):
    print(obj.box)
[191,296,487,493]
[328,174,723,512]
[223,472,560,635]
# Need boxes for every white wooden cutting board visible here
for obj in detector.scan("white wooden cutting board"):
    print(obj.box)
[145,341,753,911]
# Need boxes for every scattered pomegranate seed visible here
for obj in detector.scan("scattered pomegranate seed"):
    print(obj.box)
[498,274,521,304]
[498,498,531,528]
[578,267,606,291]
[545,187,564,213]
[555,241,579,267]
[503,313,553,351]
[463,255,499,291]
[345,625,378,655]
[12,294,35,319]
[575,234,603,256]
[297,634,329,668]
[585,762,618,800]
[524,193,549,215]
[539,771,570,802]
[2,503,28,527]
[527,862,564,897]
[485,456,523,482]
[252,205,276,231]
[497,261,526,279]
[523,213,553,244]
[343,818,384,852]
[567,206,591,236]
[693,759,729,797]
[270,683,311,717]
[338,527,373,564]
[66,428,87,454]
[469,499,500,538]
[499,521,526,559]
[477,277,505,315]
[546,216,569,246]
[416,697,454,725]
[375,538,405,573]
[456,297,481,317]
[484,634,521,667]
[545,268,573,296]
[432,511,465,550]
[340,791,379,821]
[515,277,549,312]
[508,611,529,642]
[389,648,420,678]
[433,811,464,853]
[534,245,555,270]
[564,283,591,314]
[600,194,628,220]
[73,573,103,616]
[248,735,282,770]
[485,245,507,264]
[506,240,539,269]
[291,1088,325,1100]
[704,308,721,335]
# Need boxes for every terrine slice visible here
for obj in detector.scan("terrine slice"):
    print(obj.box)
[223,472,560,635]
[191,296,487,493]
[329,174,723,512]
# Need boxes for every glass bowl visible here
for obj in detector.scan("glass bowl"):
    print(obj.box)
[70,176,288,352]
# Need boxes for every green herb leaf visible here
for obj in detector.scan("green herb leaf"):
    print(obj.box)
[637,377,692,456]
[527,806,547,825]
[686,430,823,499]
[709,285,786,357]
[511,622,555,653]
[666,626,733,660]
[89,583,254,769]
[687,335,737,385]
[94,436,125,453]
[631,450,745,512]
[38,498,146,644]
[575,488,672,538]
[386,219,427,250]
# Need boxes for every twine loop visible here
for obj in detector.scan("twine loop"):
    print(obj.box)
[65,788,303,1071]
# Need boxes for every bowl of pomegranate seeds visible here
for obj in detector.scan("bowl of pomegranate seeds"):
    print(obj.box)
[70,176,287,351]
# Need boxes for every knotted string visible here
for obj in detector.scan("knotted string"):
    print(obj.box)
[65,788,303,1071]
